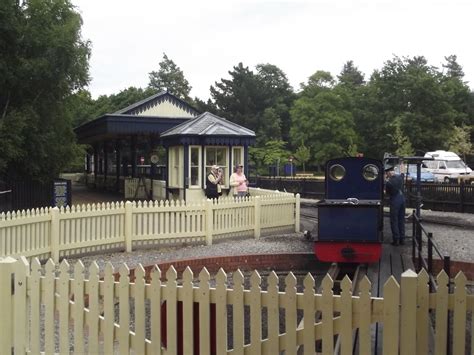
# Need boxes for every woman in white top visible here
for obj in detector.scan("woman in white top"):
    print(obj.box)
[229,164,248,198]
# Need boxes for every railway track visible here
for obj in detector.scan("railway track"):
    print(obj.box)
[296,262,368,354]
[301,204,474,230]
[300,212,319,222]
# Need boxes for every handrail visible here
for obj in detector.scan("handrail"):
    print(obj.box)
[411,210,451,287]
[411,210,452,355]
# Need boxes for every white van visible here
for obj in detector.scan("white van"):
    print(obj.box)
[423,150,472,183]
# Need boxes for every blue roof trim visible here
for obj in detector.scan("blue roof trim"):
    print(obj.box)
[74,114,191,144]
[161,135,255,147]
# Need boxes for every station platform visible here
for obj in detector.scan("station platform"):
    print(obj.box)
[368,241,414,293]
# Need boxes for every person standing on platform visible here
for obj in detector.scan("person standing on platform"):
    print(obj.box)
[229,164,248,198]
[205,165,222,200]
[385,166,406,246]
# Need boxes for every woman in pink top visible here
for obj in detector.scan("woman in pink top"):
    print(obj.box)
[229,164,248,198]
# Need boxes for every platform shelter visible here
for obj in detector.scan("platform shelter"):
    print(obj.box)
[74,91,255,201]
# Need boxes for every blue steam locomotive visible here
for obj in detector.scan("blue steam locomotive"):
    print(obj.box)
[314,156,384,263]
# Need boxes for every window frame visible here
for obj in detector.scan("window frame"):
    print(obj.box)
[188,145,202,188]
[232,146,244,171]
[168,146,184,188]
[204,146,229,188]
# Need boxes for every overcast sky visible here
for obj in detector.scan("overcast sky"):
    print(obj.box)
[72,0,474,100]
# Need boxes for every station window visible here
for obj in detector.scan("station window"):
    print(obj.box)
[205,147,228,186]
[362,164,379,181]
[232,147,243,170]
[168,146,183,188]
[189,146,201,187]
[329,164,346,181]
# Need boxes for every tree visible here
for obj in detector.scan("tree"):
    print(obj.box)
[148,53,192,101]
[210,62,294,144]
[257,107,282,144]
[353,55,463,157]
[443,55,464,79]
[290,89,358,166]
[389,117,414,156]
[447,125,473,158]
[294,143,311,172]
[337,60,365,87]
[248,140,288,174]
[255,64,294,142]
[301,70,335,95]
[440,55,471,127]
[194,97,217,114]
[69,86,157,127]
[210,63,261,130]
[0,0,90,181]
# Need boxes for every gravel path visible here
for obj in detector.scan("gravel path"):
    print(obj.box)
[64,202,472,270]
[66,233,313,273]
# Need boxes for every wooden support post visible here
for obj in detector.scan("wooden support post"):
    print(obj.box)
[115,141,121,193]
[131,136,137,178]
[400,269,417,355]
[254,196,261,239]
[103,143,108,186]
[93,144,98,187]
[86,153,91,174]
[50,207,60,263]
[125,201,133,252]
[0,257,16,355]
[295,193,300,233]
[411,210,416,262]
[205,199,213,245]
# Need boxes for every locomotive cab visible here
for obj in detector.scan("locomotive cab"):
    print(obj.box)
[315,157,384,263]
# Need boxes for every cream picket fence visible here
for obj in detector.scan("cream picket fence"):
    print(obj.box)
[0,192,300,263]
[1,258,473,354]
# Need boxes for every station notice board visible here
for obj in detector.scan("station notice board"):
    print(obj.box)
[52,179,72,208]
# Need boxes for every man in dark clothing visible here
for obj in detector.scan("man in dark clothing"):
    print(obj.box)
[205,165,222,200]
[385,166,406,246]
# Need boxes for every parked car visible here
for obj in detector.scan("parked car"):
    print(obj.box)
[423,150,472,183]
[405,165,435,183]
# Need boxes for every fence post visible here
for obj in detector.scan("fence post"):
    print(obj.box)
[0,256,16,354]
[460,181,465,213]
[411,210,416,262]
[124,201,133,252]
[443,255,452,355]
[295,193,300,233]
[205,199,213,245]
[50,207,60,263]
[400,269,418,355]
[254,196,261,239]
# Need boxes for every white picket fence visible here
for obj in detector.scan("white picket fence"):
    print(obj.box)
[1,257,473,354]
[0,192,300,262]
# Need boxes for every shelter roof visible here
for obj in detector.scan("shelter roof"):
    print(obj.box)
[74,115,189,145]
[114,91,199,117]
[160,112,255,138]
